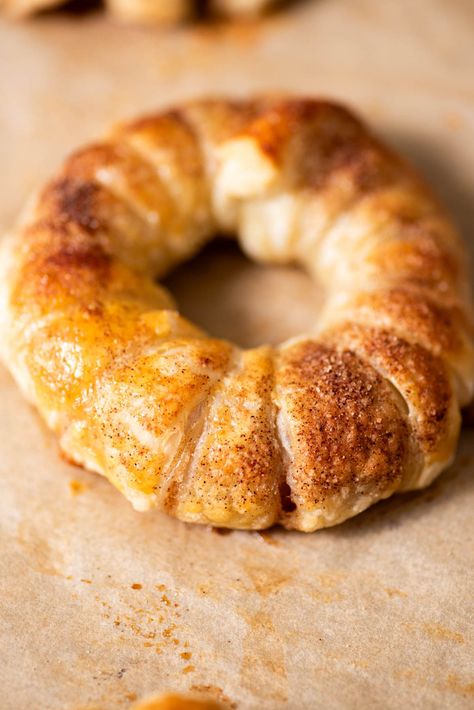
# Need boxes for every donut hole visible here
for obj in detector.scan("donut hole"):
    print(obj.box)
[163,237,324,348]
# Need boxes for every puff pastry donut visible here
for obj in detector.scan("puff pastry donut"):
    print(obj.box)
[0,0,274,23]
[1,98,473,531]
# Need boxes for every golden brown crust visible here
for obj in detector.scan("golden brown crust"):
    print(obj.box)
[176,346,281,528]
[275,341,413,530]
[76,336,235,509]
[1,97,472,531]
[319,324,460,488]
[323,286,474,404]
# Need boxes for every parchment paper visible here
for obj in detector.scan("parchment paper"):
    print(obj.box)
[0,1,473,708]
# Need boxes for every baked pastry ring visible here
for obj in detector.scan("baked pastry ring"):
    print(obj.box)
[1,98,473,531]
[0,0,274,23]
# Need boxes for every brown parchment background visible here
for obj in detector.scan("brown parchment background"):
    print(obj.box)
[0,1,473,708]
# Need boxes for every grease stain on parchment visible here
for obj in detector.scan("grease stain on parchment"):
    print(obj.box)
[421,623,465,644]
[442,673,474,697]
[235,549,291,704]
[395,667,474,699]
[384,587,408,598]
[241,560,293,597]
[16,519,65,577]
[403,621,465,644]
[69,479,86,495]
[239,608,288,705]
[311,571,346,604]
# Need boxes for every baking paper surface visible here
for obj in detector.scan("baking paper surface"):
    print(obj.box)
[0,1,473,708]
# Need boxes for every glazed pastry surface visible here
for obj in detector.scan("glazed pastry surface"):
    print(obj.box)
[1,97,472,531]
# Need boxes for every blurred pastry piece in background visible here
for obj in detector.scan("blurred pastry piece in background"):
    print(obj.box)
[106,0,191,24]
[211,0,274,18]
[131,692,224,709]
[0,0,278,23]
[0,0,59,17]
